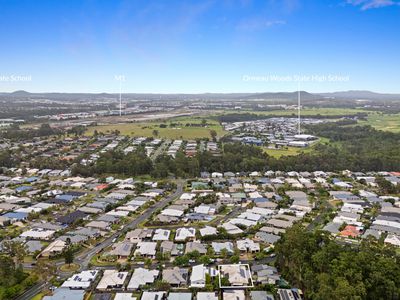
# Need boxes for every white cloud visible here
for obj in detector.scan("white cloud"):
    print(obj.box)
[236,19,286,31]
[346,0,400,10]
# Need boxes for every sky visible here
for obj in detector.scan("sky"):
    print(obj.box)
[0,0,399,93]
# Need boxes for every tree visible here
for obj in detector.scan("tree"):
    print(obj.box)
[145,258,152,268]
[1,240,27,266]
[64,247,74,266]
[152,129,159,137]
[274,224,400,299]
[230,254,240,264]
[34,260,56,283]
[154,280,171,291]
[220,248,229,259]
[209,129,217,142]
[199,255,212,265]
[174,255,189,266]
[220,276,230,287]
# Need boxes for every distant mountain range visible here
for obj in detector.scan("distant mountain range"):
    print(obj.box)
[1,90,399,101]
[319,90,400,100]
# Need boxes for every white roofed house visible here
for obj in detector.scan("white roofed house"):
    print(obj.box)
[219,264,253,288]
[197,293,218,300]
[38,240,66,258]
[223,290,245,300]
[161,208,184,217]
[96,270,128,291]
[190,264,208,288]
[236,239,260,253]
[221,222,244,235]
[61,270,99,289]
[212,242,234,255]
[141,292,166,300]
[20,229,55,240]
[341,203,365,214]
[333,211,361,226]
[125,228,153,244]
[152,229,171,241]
[134,242,157,258]
[194,204,216,215]
[384,234,400,246]
[127,268,159,290]
[175,227,196,242]
[200,226,217,237]
[211,172,223,178]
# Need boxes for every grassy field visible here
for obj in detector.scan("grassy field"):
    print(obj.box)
[59,263,80,272]
[263,137,329,158]
[359,112,400,133]
[263,146,305,158]
[85,116,227,139]
[31,293,45,300]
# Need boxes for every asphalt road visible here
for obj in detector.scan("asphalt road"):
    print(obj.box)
[15,282,49,300]
[16,180,184,300]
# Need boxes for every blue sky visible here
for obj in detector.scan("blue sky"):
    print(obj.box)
[0,0,399,93]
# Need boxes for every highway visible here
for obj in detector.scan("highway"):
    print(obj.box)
[15,180,184,300]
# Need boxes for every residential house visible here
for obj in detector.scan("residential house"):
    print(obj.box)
[61,270,99,289]
[160,241,182,256]
[127,268,159,290]
[153,229,171,241]
[162,267,188,287]
[236,239,260,253]
[185,241,207,255]
[223,290,245,300]
[168,293,192,300]
[175,227,196,242]
[109,242,134,259]
[251,291,274,300]
[134,242,157,258]
[196,293,218,300]
[141,292,166,300]
[212,242,234,255]
[190,264,211,288]
[125,229,153,243]
[96,270,128,291]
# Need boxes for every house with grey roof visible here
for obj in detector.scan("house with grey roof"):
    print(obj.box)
[161,241,182,256]
[211,242,234,254]
[255,232,281,244]
[162,267,188,287]
[251,291,274,300]
[108,242,134,259]
[168,293,192,300]
[185,241,207,255]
